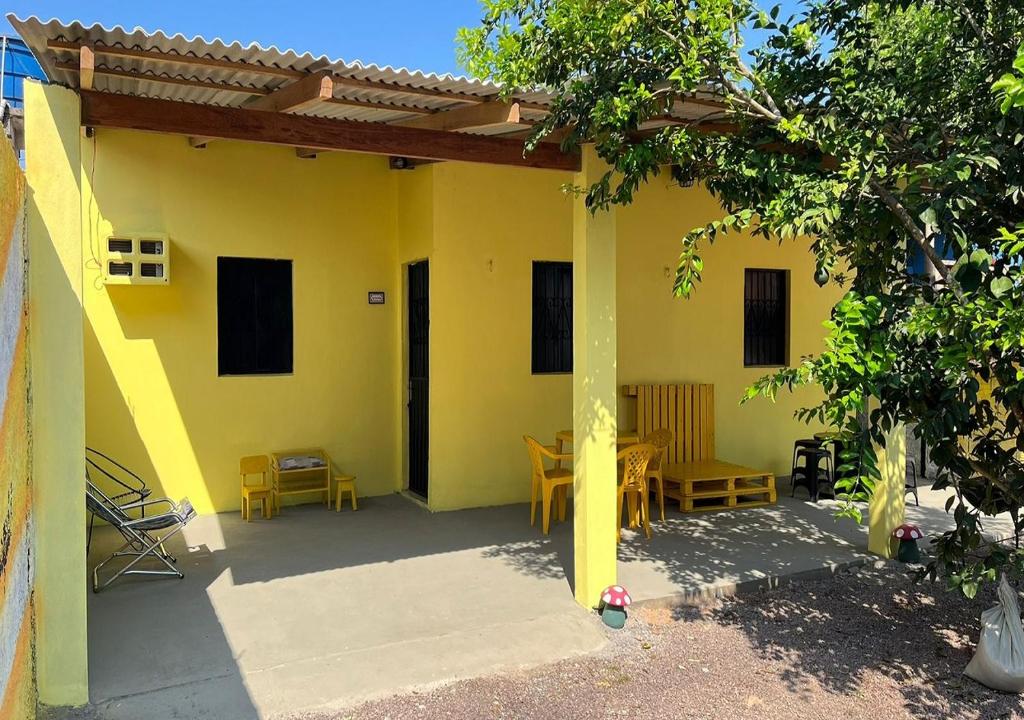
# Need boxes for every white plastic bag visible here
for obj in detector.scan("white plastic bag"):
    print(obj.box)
[965,575,1024,693]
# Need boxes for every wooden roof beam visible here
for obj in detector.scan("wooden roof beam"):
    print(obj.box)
[54,60,272,96]
[54,60,444,119]
[47,41,549,111]
[79,45,95,90]
[49,39,305,79]
[245,72,334,113]
[394,101,521,131]
[80,91,580,171]
[322,96,434,115]
[497,124,574,144]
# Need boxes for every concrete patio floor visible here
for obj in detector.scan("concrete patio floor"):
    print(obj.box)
[78,482,1011,719]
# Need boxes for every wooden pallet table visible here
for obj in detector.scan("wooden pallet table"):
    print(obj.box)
[663,460,776,513]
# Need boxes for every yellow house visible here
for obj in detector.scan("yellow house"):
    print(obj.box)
[4,16,908,712]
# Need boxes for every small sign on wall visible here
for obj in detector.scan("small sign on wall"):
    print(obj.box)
[368,291,386,305]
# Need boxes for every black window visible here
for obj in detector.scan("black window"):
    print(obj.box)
[218,257,293,376]
[532,261,573,374]
[743,269,788,367]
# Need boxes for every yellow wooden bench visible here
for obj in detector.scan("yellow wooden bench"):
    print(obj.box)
[624,384,776,513]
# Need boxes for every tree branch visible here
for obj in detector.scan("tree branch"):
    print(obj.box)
[868,178,959,291]
[960,2,991,52]
[655,26,781,122]
[968,458,1019,502]
[734,54,782,117]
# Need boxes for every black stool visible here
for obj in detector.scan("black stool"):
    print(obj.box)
[792,447,834,502]
[791,438,823,480]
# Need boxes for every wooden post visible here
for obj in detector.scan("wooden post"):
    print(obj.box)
[572,145,618,608]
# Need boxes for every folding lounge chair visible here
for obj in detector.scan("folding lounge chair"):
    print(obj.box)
[86,448,152,551]
[86,480,196,592]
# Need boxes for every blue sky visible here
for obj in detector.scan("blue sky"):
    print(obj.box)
[2,1,486,76]
[2,1,807,77]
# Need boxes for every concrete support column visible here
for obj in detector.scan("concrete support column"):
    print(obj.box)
[867,420,907,557]
[572,146,618,608]
[25,81,89,706]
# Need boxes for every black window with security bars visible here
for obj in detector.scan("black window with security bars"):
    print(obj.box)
[218,257,293,376]
[532,261,573,374]
[743,269,788,367]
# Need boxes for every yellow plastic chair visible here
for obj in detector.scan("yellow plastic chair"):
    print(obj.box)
[617,443,657,542]
[642,428,673,521]
[523,435,573,535]
[240,455,273,522]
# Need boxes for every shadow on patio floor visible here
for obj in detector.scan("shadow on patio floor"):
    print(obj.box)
[697,564,1022,719]
[484,481,1008,604]
[83,494,603,719]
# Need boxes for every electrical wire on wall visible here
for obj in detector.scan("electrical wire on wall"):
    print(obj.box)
[85,129,105,289]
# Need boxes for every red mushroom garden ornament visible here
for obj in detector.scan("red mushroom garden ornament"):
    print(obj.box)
[893,523,923,563]
[600,585,632,629]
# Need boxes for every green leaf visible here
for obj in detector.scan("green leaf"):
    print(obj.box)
[991,277,1013,298]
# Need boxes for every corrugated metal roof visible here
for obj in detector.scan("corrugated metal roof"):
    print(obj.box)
[8,15,725,133]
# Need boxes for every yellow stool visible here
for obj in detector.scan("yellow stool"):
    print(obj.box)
[334,475,358,512]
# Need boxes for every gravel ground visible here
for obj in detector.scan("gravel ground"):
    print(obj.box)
[318,565,1024,720]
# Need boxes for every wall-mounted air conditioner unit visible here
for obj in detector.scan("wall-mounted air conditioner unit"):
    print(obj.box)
[103,234,170,285]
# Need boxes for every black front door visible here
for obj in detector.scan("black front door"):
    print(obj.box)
[408,261,429,499]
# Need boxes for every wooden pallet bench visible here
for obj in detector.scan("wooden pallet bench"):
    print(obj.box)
[663,460,776,513]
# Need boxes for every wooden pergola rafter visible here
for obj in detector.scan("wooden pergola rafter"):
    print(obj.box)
[50,39,729,170]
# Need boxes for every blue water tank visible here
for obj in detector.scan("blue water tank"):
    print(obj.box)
[2,35,46,108]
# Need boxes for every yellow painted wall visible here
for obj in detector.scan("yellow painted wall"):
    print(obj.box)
[82,131,401,514]
[426,162,574,510]
[25,81,89,707]
[616,175,844,477]
[78,130,839,515]
[396,168,435,495]
[421,162,840,510]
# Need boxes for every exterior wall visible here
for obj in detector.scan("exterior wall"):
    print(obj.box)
[25,81,88,707]
[427,162,574,510]
[396,168,435,496]
[422,163,839,510]
[83,131,401,513]
[0,119,34,719]
[616,177,843,475]
[80,132,838,515]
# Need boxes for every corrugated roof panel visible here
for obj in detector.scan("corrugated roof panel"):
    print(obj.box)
[8,14,727,134]
[10,15,504,102]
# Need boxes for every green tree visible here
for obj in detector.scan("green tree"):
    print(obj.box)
[460,1,1024,596]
